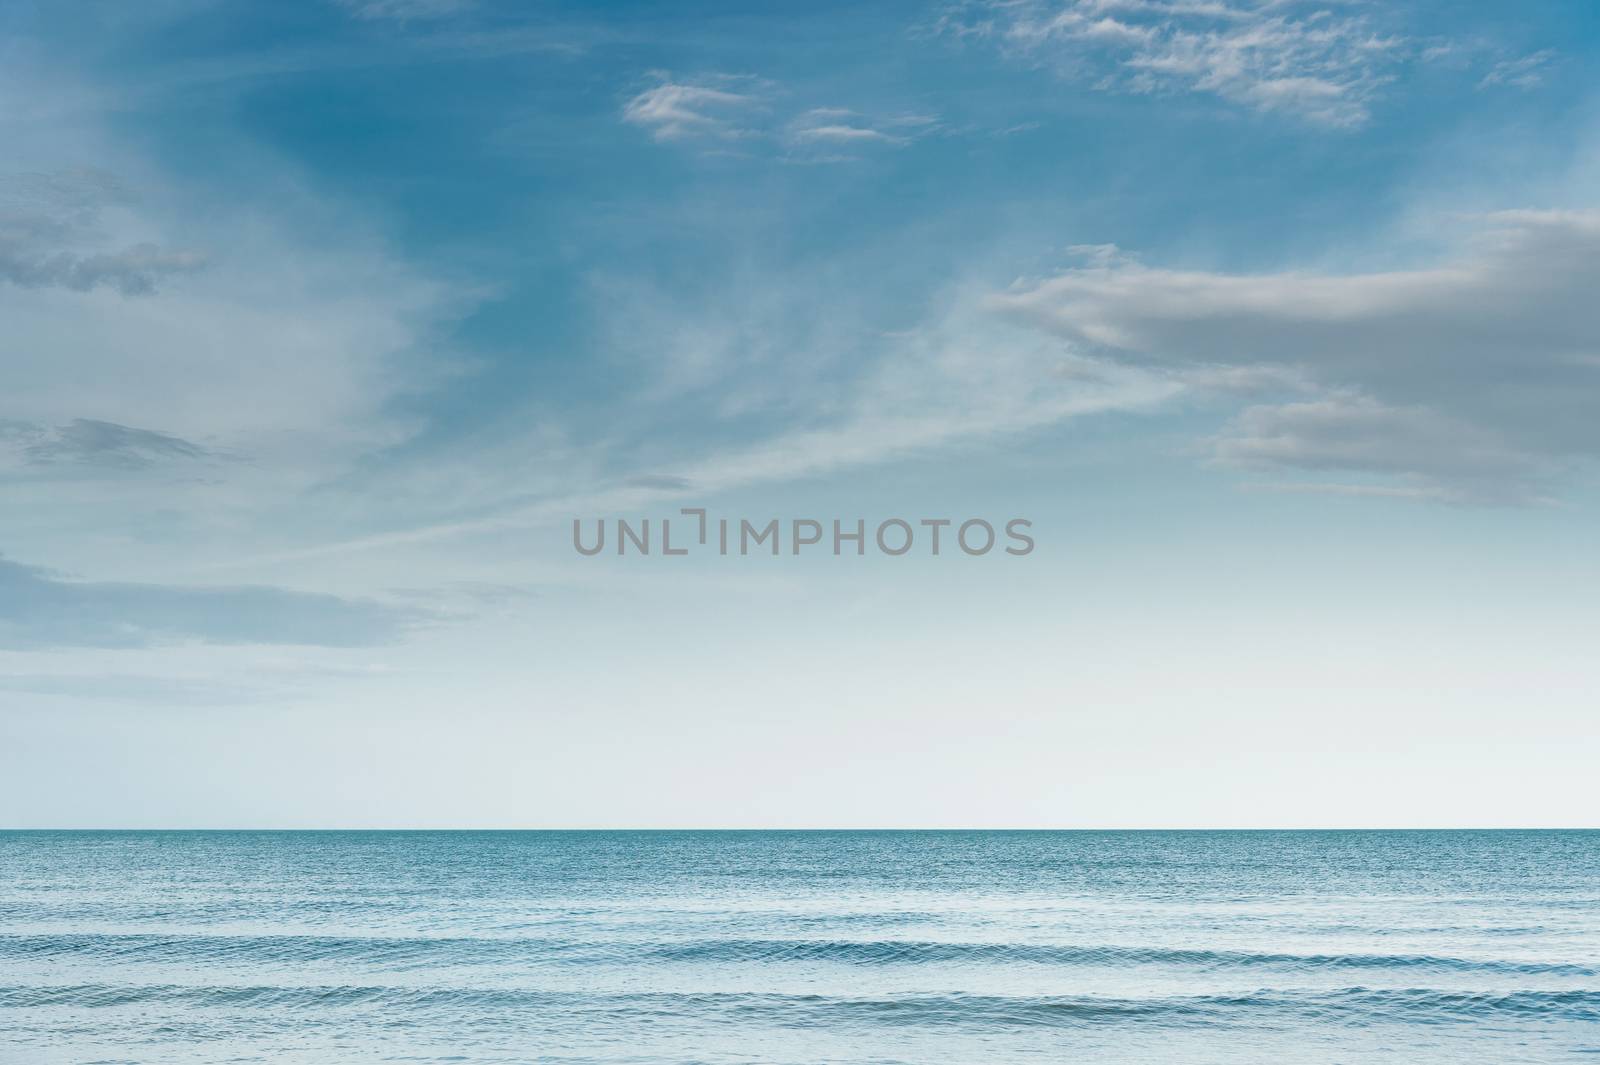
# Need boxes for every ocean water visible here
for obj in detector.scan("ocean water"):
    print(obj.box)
[0,831,1596,1064]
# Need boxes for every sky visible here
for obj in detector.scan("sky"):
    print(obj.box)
[1,0,1598,829]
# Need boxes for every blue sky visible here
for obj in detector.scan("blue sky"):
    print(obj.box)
[2,0,1598,827]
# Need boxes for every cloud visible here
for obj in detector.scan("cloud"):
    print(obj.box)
[939,0,1408,127]
[0,242,205,296]
[0,170,205,295]
[1238,479,1457,502]
[243,295,1179,562]
[624,86,937,160]
[1479,50,1556,91]
[990,211,1600,501]
[5,419,214,470]
[0,164,472,498]
[0,45,481,517]
[626,474,695,491]
[622,78,766,142]
[781,109,938,161]
[0,671,274,705]
[0,656,402,706]
[333,0,472,21]
[1212,396,1547,504]
[791,123,902,145]
[0,556,424,650]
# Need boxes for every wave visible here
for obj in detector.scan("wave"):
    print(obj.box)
[644,939,1600,976]
[4,983,1598,1028]
[2,933,1593,978]
[0,933,584,968]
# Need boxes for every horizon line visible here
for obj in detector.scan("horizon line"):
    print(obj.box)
[3,826,1596,833]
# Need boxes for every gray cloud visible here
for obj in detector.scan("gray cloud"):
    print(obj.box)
[1211,396,1548,504]
[14,419,213,470]
[0,556,423,650]
[0,241,206,296]
[0,170,205,296]
[992,211,1600,501]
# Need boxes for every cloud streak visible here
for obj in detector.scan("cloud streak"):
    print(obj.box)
[1479,50,1556,91]
[333,0,473,21]
[781,109,937,161]
[224,294,1179,564]
[0,556,424,650]
[3,419,216,470]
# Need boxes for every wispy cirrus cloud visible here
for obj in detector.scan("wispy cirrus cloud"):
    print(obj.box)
[624,81,936,160]
[991,210,1600,502]
[332,0,473,21]
[0,661,395,706]
[782,109,938,161]
[1478,49,1556,91]
[622,77,769,142]
[938,0,1409,128]
[238,285,1179,564]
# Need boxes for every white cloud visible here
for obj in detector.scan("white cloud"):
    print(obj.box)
[780,109,939,161]
[991,211,1600,500]
[1479,50,1555,91]
[940,0,1408,127]
[625,86,938,160]
[622,78,767,142]
[791,123,901,144]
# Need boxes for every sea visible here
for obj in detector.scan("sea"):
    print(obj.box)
[1,830,1596,1063]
